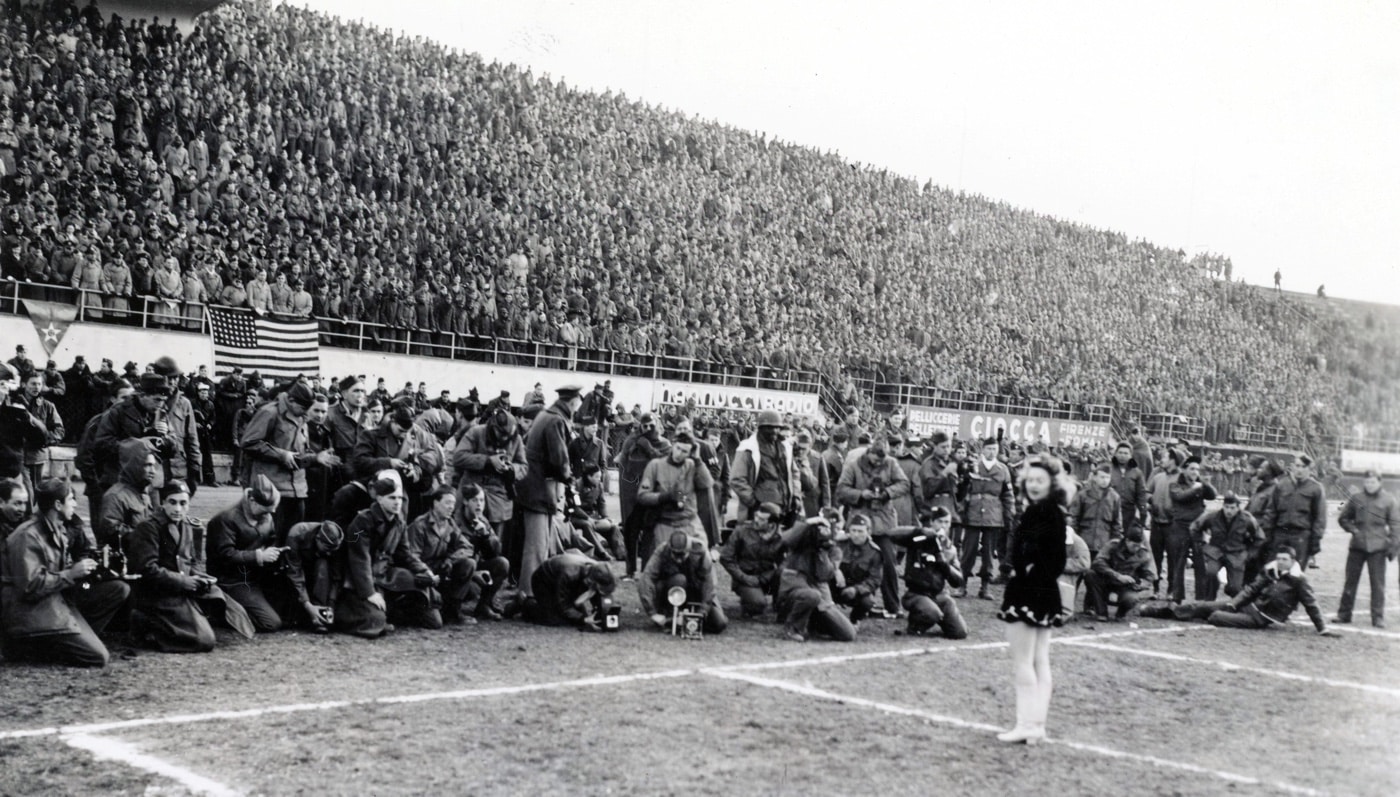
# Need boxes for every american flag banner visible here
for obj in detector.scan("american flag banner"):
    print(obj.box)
[208,306,320,379]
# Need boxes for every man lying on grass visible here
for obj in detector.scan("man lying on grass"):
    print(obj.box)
[1138,546,1338,635]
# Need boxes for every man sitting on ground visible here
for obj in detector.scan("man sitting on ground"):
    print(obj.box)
[1139,546,1336,635]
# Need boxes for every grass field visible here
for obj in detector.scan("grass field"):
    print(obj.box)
[1,485,1396,796]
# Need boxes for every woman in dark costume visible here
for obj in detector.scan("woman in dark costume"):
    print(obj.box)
[995,457,1072,743]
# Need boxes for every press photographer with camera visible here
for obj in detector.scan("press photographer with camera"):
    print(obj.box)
[127,480,256,653]
[893,507,968,639]
[400,487,505,627]
[836,437,911,619]
[775,515,857,643]
[206,475,327,632]
[515,550,617,632]
[638,530,728,634]
[452,404,527,538]
[1,480,130,667]
[636,431,720,562]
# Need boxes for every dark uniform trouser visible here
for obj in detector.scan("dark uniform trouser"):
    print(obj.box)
[1083,571,1141,618]
[733,575,777,617]
[901,591,967,639]
[1150,520,1170,590]
[960,526,998,582]
[1142,600,1271,629]
[1337,549,1387,623]
[1165,524,1193,602]
[3,581,130,667]
[220,577,297,632]
[776,571,855,641]
[873,533,900,613]
[657,574,727,634]
[1200,549,1250,601]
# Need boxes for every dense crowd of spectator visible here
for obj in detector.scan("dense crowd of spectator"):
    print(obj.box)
[2,0,1397,445]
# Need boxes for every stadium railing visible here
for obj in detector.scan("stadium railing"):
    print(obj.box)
[0,280,822,399]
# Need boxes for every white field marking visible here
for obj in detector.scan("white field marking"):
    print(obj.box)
[64,733,241,797]
[0,624,1206,742]
[1059,639,1400,699]
[707,624,1213,673]
[1290,619,1400,639]
[705,669,1326,797]
[373,668,694,704]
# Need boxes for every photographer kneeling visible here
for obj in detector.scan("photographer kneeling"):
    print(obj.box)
[517,551,617,631]
[128,481,255,652]
[2,480,130,667]
[639,530,727,634]
[893,507,968,639]
[776,515,856,643]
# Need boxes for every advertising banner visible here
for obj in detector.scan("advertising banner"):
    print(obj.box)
[1341,449,1400,476]
[906,405,1112,448]
[654,381,821,416]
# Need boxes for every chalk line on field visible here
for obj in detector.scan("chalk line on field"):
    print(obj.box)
[1059,639,1400,698]
[64,733,240,797]
[1290,619,1400,639]
[705,669,1326,797]
[0,624,1239,742]
[707,623,1212,673]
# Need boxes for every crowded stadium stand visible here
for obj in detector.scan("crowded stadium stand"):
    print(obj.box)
[3,0,1399,460]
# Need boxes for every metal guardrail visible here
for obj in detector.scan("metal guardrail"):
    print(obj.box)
[0,280,822,397]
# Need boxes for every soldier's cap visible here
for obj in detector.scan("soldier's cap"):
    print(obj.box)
[285,381,315,409]
[137,373,170,395]
[249,474,280,508]
[316,521,344,553]
[159,480,189,500]
[756,501,783,518]
[151,356,180,376]
[847,513,872,530]
[556,384,583,398]
[1221,492,1241,505]
[668,530,691,554]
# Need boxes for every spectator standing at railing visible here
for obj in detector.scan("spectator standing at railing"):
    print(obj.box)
[71,246,103,318]
[246,267,271,315]
[181,267,206,331]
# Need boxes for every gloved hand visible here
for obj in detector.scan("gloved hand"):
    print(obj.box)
[413,572,436,588]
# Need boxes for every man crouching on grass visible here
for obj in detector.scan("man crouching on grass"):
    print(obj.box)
[1138,546,1338,635]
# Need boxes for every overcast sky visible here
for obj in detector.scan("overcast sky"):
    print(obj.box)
[296,0,1400,306]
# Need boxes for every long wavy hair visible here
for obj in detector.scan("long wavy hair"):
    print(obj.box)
[1020,455,1077,509]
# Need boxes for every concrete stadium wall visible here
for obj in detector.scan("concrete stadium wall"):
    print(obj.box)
[0,315,820,416]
